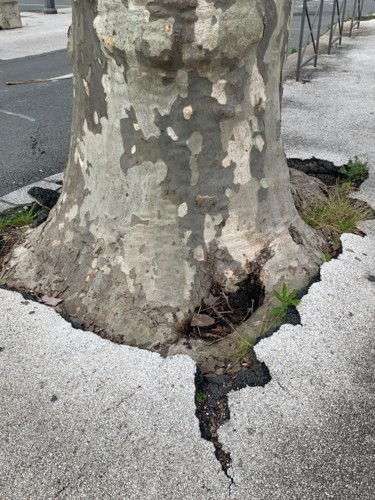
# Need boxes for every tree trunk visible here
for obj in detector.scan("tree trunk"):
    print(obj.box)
[2,0,323,352]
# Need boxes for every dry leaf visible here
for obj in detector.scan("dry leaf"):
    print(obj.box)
[190,313,215,327]
[41,295,63,307]
[203,294,221,307]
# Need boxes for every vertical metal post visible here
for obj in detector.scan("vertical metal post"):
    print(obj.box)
[349,0,357,36]
[296,0,308,82]
[338,0,347,46]
[44,0,57,14]
[328,0,338,54]
[314,0,324,67]
[349,0,365,37]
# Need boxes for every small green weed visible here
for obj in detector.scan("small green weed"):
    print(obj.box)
[233,333,254,362]
[290,47,298,54]
[339,156,369,187]
[324,252,332,262]
[302,186,372,235]
[195,392,207,405]
[270,283,300,321]
[0,206,39,232]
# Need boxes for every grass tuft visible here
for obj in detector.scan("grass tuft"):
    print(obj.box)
[233,332,254,362]
[339,156,369,187]
[0,206,39,232]
[302,186,373,235]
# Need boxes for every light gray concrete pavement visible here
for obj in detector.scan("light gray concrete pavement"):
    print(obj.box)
[0,291,229,499]
[0,8,71,60]
[0,15,375,500]
[0,172,63,212]
[221,229,375,499]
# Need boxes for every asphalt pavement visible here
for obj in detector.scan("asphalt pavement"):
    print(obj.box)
[0,52,71,198]
[19,0,71,12]
[0,8,375,500]
[0,9,72,197]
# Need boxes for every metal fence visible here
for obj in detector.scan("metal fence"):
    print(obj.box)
[296,0,367,81]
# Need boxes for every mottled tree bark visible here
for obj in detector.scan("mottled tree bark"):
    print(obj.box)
[3,0,323,350]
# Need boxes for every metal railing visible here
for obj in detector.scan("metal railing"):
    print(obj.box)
[350,0,365,35]
[328,0,347,54]
[296,0,324,81]
[296,0,368,81]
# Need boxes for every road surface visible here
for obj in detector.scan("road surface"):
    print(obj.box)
[19,0,71,11]
[0,51,71,197]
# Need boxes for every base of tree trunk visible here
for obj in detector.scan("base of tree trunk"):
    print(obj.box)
[0,162,336,377]
[1,0,328,375]
[4,155,370,377]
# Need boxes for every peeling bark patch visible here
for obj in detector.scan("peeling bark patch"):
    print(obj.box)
[177,202,188,217]
[255,0,278,86]
[195,195,220,215]
[250,108,266,181]
[257,185,268,203]
[146,0,198,48]
[212,103,235,121]
[155,70,238,243]
[72,1,108,135]
[119,68,241,293]
[108,45,130,84]
[289,224,304,246]
[224,67,247,107]
[142,0,198,74]
[120,108,162,173]
[130,215,150,227]
[211,0,236,10]
[183,105,193,120]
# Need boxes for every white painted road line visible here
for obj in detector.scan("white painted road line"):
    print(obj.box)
[0,109,36,122]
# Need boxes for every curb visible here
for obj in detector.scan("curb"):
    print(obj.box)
[0,172,64,214]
